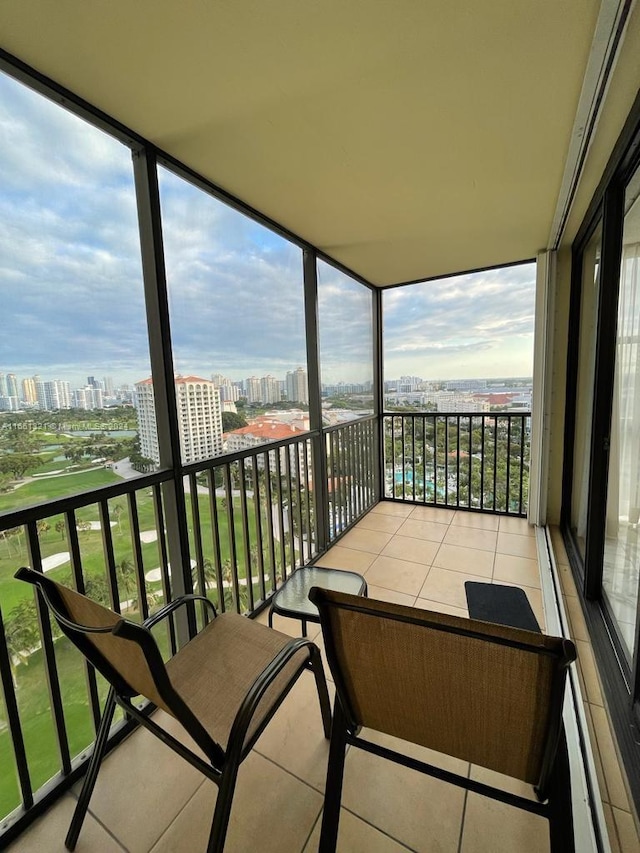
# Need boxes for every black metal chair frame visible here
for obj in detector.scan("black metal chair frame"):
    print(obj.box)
[15,567,331,853]
[310,588,577,853]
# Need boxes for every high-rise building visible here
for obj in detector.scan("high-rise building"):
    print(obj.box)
[36,380,72,411]
[135,375,223,465]
[6,373,19,399]
[74,386,104,410]
[22,377,37,404]
[260,374,281,405]
[245,376,262,404]
[0,373,6,397]
[286,367,308,404]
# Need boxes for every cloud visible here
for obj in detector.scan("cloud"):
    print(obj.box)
[382,265,536,379]
[1,70,536,393]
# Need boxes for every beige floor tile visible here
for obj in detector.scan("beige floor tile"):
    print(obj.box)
[367,584,417,606]
[315,545,377,573]
[583,703,609,804]
[409,505,456,523]
[304,807,410,853]
[557,563,578,597]
[338,528,393,554]
[525,587,546,632]
[612,806,640,853]
[590,704,631,812]
[564,595,589,642]
[150,753,323,853]
[576,641,604,706]
[380,535,439,566]
[460,791,549,853]
[254,671,333,792]
[469,765,537,800]
[355,513,406,534]
[603,803,622,853]
[6,793,125,853]
[365,555,431,597]
[76,724,203,852]
[369,501,414,518]
[414,597,469,618]
[496,532,538,559]
[493,554,541,589]
[396,518,449,543]
[451,511,500,531]
[432,543,494,577]
[419,567,489,611]
[340,733,466,852]
[443,526,498,552]
[549,527,570,565]
[499,516,535,536]
[254,606,320,640]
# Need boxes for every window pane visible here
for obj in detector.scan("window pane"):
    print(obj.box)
[382,265,535,412]
[570,224,602,558]
[317,261,374,424]
[603,166,640,661]
[0,71,151,518]
[158,167,308,463]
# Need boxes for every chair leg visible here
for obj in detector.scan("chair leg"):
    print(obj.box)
[207,763,240,853]
[547,728,574,853]
[309,645,332,739]
[65,687,117,851]
[318,698,349,853]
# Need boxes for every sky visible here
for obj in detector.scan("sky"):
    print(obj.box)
[1,70,534,392]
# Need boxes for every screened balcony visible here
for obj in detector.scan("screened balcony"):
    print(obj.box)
[2,1,640,851]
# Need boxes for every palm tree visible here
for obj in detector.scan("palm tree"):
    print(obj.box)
[111,502,124,535]
[54,519,66,540]
[36,519,51,539]
[116,558,136,602]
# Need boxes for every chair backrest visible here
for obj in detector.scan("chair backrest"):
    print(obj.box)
[16,567,175,715]
[310,588,576,788]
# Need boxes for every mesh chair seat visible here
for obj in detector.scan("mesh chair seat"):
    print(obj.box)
[166,611,311,752]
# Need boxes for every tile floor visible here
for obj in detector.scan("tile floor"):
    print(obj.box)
[8,504,624,852]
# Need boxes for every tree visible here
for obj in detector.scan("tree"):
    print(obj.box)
[116,558,136,601]
[76,520,92,535]
[55,519,66,540]
[221,411,248,432]
[5,599,41,666]
[111,502,125,535]
[36,520,51,539]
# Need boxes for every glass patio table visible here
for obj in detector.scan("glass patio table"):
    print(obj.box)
[268,566,368,636]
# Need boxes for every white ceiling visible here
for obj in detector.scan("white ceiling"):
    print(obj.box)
[0,0,622,286]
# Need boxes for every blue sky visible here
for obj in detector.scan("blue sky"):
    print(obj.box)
[1,70,535,392]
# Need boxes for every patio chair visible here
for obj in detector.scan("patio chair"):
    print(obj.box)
[309,587,577,853]
[15,566,331,853]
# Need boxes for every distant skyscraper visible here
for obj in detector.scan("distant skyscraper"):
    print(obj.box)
[260,375,281,404]
[135,375,223,465]
[245,376,262,404]
[38,380,72,411]
[0,373,6,397]
[22,377,37,404]
[6,373,18,399]
[286,367,308,404]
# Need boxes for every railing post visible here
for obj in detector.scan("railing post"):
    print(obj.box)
[303,248,329,553]
[132,146,193,645]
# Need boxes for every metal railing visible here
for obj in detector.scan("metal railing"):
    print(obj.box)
[324,416,378,541]
[0,422,378,840]
[382,412,531,516]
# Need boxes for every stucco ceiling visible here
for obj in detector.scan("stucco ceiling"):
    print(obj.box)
[0,0,611,285]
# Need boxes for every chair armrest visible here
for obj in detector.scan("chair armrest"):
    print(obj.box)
[143,594,217,630]
[226,636,317,761]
